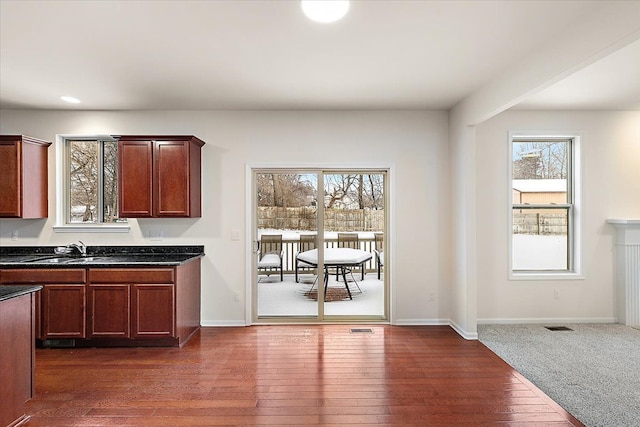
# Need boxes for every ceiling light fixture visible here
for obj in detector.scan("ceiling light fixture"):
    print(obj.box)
[60,96,81,104]
[301,0,349,23]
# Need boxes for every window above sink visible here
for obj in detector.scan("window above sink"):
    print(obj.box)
[54,135,130,234]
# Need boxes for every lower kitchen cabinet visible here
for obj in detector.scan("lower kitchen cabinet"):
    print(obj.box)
[0,287,40,427]
[88,284,130,338]
[132,284,175,338]
[0,258,201,347]
[42,284,86,339]
[0,269,87,341]
[88,268,176,341]
[86,259,200,347]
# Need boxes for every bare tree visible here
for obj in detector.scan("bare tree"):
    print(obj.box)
[257,172,384,210]
[324,174,358,208]
[323,173,385,209]
[513,141,567,179]
[68,139,121,223]
[364,174,384,209]
[257,174,315,207]
[69,140,98,222]
[103,141,119,222]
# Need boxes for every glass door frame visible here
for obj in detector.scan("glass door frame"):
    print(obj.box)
[248,166,390,324]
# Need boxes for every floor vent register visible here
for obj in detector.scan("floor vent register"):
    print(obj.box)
[350,328,373,333]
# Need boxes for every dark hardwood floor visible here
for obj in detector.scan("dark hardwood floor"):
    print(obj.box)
[24,325,583,426]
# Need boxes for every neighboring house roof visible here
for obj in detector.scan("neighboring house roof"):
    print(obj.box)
[512,179,566,193]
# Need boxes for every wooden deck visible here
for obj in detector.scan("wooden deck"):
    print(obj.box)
[24,325,583,426]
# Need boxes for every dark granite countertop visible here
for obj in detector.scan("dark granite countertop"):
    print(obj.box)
[0,285,43,301]
[0,246,204,268]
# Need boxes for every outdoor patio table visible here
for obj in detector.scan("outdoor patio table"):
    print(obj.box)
[297,248,372,300]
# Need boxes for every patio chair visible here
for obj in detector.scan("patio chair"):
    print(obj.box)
[257,234,283,281]
[374,232,384,280]
[337,232,364,280]
[295,233,317,283]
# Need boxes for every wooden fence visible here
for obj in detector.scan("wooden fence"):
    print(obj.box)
[513,213,567,235]
[257,207,384,232]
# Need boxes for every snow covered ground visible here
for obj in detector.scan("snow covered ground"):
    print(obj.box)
[258,273,384,317]
[512,234,567,270]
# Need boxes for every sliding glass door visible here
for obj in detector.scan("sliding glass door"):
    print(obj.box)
[322,172,386,317]
[254,171,319,317]
[253,169,387,322]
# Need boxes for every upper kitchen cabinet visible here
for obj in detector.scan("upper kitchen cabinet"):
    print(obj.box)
[0,135,52,218]
[118,136,205,218]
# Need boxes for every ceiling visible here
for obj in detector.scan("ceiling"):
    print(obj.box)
[1,0,638,112]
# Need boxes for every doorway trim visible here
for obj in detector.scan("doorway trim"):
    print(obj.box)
[245,163,396,325]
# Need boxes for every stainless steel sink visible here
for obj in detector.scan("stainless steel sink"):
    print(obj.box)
[65,256,109,263]
[21,256,112,264]
[27,256,74,264]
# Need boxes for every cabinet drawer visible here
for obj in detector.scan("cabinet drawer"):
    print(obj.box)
[88,268,174,284]
[0,268,86,284]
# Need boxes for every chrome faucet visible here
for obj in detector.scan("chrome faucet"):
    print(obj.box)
[55,240,87,256]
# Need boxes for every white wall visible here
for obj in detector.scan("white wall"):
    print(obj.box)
[475,110,640,323]
[0,109,451,325]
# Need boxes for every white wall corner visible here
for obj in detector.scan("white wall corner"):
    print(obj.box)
[449,319,478,340]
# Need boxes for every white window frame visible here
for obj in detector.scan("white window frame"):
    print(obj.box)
[54,134,130,233]
[508,132,583,280]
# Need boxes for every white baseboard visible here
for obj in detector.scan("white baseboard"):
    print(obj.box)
[393,318,478,340]
[477,317,617,325]
[201,320,247,327]
[448,319,478,340]
[200,318,492,341]
[393,318,449,326]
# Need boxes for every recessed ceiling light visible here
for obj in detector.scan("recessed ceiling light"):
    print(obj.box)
[301,0,349,23]
[60,96,81,104]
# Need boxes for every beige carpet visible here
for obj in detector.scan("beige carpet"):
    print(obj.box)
[479,323,640,427]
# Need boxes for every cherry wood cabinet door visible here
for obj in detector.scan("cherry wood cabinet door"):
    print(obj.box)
[0,135,51,218]
[42,285,86,339]
[88,284,131,338]
[118,135,203,218]
[154,140,190,216]
[0,293,36,427]
[132,284,175,338]
[0,138,20,216]
[118,139,153,217]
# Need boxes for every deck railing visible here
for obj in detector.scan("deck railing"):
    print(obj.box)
[259,233,381,275]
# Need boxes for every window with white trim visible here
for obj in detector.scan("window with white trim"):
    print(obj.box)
[511,136,577,273]
[63,137,126,224]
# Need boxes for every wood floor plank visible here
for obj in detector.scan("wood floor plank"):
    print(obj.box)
[23,325,583,426]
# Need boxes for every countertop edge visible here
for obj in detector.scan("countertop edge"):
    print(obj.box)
[0,285,43,302]
[0,253,205,268]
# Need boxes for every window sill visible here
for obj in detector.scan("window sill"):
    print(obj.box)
[510,271,585,281]
[53,225,130,233]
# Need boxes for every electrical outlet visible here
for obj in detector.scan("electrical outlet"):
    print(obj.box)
[231,229,240,241]
[554,289,559,300]
[11,230,18,241]
[429,292,435,302]
[149,230,164,241]
[234,292,240,302]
